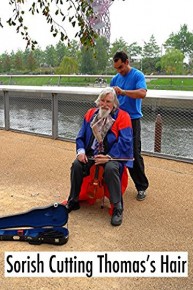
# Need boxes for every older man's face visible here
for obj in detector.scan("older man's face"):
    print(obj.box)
[99,93,114,111]
[98,93,114,118]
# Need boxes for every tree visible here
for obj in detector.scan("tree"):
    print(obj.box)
[187,52,193,74]
[80,46,97,74]
[142,35,161,74]
[55,41,68,66]
[22,48,31,70]
[107,37,129,73]
[110,37,129,59]
[161,48,184,75]
[66,40,80,59]
[143,35,160,58]
[1,53,12,72]
[94,36,109,74]
[44,45,57,67]
[26,51,37,71]
[79,36,109,74]
[127,42,142,70]
[164,24,193,59]
[33,47,45,69]
[14,50,24,71]
[128,42,142,60]
[0,0,98,50]
[0,56,3,73]
[55,56,78,74]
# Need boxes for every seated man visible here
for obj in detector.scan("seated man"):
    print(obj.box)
[66,87,133,226]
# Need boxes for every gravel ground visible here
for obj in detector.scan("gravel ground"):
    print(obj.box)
[0,131,192,290]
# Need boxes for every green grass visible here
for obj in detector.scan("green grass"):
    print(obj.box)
[147,78,193,91]
[0,75,193,90]
[0,75,112,87]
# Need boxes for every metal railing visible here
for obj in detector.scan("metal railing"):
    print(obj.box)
[0,85,192,163]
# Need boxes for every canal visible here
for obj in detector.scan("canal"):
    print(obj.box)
[0,98,192,159]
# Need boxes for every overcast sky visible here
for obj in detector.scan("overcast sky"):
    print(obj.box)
[0,0,193,54]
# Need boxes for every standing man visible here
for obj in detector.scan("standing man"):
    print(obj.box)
[110,51,149,201]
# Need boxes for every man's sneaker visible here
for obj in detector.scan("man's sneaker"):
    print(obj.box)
[111,204,123,226]
[66,199,80,213]
[136,190,146,201]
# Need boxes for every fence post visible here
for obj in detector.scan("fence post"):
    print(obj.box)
[52,93,58,139]
[3,91,10,130]
[57,76,61,86]
[154,114,162,153]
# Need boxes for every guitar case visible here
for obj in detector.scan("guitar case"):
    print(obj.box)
[0,203,69,245]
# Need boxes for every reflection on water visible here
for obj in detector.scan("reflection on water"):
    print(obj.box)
[10,107,52,135]
[58,113,83,139]
[58,101,91,139]
[0,98,192,159]
[141,111,193,159]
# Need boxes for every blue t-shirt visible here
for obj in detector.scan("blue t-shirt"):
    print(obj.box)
[110,67,147,119]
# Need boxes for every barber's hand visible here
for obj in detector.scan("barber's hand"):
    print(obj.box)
[77,153,88,164]
[113,86,125,95]
[94,154,110,165]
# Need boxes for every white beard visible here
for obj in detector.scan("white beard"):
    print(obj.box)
[98,107,111,119]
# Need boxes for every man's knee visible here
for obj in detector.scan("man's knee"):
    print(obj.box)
[71,159,82,172]
[104,161,120,179]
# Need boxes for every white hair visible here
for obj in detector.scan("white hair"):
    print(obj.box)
[95,87,119,109]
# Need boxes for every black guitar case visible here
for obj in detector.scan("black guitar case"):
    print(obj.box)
[0,203,69,245]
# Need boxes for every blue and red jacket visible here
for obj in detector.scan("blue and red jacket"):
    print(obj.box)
[76,108,133,168]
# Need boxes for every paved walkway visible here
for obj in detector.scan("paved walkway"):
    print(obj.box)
[0,130,192,289]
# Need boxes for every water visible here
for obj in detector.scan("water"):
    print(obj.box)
[141,112,193,159]
[0,98,192,159]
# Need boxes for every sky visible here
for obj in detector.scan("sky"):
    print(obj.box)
[0,0,193,54]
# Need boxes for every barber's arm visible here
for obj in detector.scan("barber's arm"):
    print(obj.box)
[113,86,146,99]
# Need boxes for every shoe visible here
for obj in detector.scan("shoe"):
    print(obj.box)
[111,203,123,226]
[136,190,146,201]
[66,199,80,213]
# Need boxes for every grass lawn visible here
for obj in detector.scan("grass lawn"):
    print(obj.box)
[0,75,193,91]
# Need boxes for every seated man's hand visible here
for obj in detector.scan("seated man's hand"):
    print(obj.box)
[94,154,111,165]
[77,153,88,164]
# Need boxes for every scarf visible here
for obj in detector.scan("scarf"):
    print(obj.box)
[90,109,115,154]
